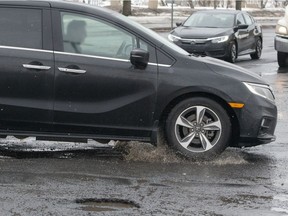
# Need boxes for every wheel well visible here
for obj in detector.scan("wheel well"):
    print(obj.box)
[159,92,240,147]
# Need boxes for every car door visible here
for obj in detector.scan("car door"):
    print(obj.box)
[242,13,258,51]
[0,6,54,132]
[235,13,250,54]
[52,10,158,138]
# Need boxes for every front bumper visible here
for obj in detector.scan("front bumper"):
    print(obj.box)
[174,40,230,58]
[275,35,288,53]
[235,94,277,147]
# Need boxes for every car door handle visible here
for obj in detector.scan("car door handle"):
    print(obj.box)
[23,64,51,70]
[58,67,86,74]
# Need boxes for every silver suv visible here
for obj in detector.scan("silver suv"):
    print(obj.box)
[275,6,288,67]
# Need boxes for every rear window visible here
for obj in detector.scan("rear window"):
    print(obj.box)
[0,8,42,49]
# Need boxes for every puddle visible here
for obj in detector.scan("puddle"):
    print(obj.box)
[76,198,140,212]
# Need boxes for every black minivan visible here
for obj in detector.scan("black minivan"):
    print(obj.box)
[0,0,277,160]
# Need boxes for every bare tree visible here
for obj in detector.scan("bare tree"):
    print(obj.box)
[214,0,217,8]
[123,0,132,16]
[188,0,194,8]
[236,0,241,10]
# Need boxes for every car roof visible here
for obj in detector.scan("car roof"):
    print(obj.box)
[195,9,243,15]
[0,0,118,16]
[0,0,49,7]
[0,0,100,10]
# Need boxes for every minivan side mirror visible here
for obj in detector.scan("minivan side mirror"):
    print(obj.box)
[130,48,149,69]
[176,22,182,27]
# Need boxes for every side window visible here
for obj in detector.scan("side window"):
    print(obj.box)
[243,13,253,25]
[61,12,148,60]
[0,8,42,49]
[236,14,245,25]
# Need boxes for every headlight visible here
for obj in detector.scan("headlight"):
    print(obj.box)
[210,35,229,43]
[276,24,288,35]
[168,34,181,42]
[243,82,275,101]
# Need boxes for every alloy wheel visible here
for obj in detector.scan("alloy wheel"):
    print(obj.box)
[251,39,262,59]
[174,106,222,153]
[256,40,262,56]
[230,44,236,63]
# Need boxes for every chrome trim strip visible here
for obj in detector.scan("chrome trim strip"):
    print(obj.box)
[0,45,53,53]
[23,64,51,70]
[55,51,172,68]
[54,51,130,63]
[148,63,171,68]
[58,67,86,74]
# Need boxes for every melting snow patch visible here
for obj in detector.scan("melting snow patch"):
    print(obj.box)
[271,207,288,214]
[0,136,115,152]
[274,194,288,202]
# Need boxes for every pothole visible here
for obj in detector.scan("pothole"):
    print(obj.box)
[76,198,140,212]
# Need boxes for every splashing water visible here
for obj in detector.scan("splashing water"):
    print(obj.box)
[114,141,249,165]
[114,141,183,163]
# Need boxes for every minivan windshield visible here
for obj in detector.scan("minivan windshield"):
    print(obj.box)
[184,12,235,28]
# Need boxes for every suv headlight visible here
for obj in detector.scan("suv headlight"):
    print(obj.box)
[276,24,288,35]
[243,82,275,102]
[209,35,229,43]
[168,34,181,42]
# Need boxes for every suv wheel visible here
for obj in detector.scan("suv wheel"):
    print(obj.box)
[277,51,288,67]
[165,97,232,161]
[250,38,262,59]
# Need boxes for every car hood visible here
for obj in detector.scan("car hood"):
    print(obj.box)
[196,56,267,84]
[173,27,232,39]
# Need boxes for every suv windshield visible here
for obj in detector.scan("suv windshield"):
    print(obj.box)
[184,12,235,28]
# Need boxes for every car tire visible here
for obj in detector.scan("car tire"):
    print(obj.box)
[165,97,231,161]
[250,38,262,60]
[226,41,237,63]
[277,51,288,68]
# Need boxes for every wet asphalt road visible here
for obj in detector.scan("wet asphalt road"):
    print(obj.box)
[0,28,288,215]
